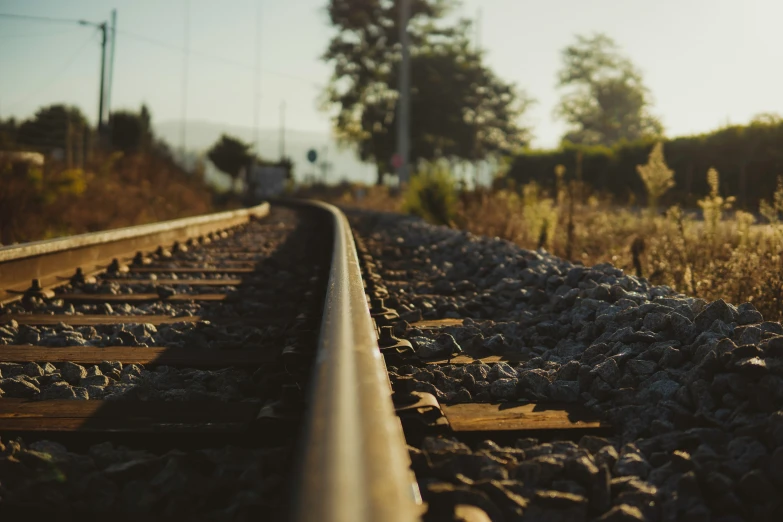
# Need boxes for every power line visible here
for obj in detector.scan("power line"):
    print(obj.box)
[117,28,323,89]
[0,13,86,25]
[0,28,81,39]
[8,31,98,110]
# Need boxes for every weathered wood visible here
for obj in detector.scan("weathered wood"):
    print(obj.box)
[0,399,260,433]
[441,402,608,432]
[129,267,257,274]
[0,314,202,326]
[411,318,465,328]
[426,354,527,365]
[58,293,231,303]
[0,345,276,367]
[0,313,287,327]
[102,278,244,286]
[138,261,257,268]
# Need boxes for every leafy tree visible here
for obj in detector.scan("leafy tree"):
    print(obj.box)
[207,134,254,192]
[110,104,153,153]
[0,117,17,149]
[16,104,91,153]
[323,0,531,184]
[556,33,662,147]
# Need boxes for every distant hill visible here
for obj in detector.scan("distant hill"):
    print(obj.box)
[154,120,376,190]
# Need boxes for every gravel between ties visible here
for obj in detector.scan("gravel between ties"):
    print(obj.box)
[0,207,330,519]
[351,209,783,521]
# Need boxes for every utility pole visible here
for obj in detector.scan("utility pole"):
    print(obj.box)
[279,100,286,160]
[396,0,411,186]
[253,1,262,153]
[107,9,117,144]
[181,0,190,161]
[95,21,108,132]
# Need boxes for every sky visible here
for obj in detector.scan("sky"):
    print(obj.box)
[1,0,782,152]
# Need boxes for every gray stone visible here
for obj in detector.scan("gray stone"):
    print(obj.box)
[737,302,763,325]
[590,358,620,385]
[694,299,736,331]
[81,374,111,387]
[518,369,550,396]
[61,362,87,385]
[548,381,580,402]
[483,334,509,354]
[614,452,651,479]
[409,336,444,358]
[637,378,680,403]
[557,360,580,381]
[39,381,78,400]
[727,436,768,475]
[435,333,462,356]
[643,312,669,332]
[595,445,619,470]
[660,346,684,367]
[490,378,518,400]
[626,358,657,376]
[0,362,24,377]
[0,376,40,398]
[22,362,45,377]
[669,312,695,339]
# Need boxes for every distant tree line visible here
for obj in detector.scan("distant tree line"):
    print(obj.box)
[0,103,173,161]
[505,115,783,210]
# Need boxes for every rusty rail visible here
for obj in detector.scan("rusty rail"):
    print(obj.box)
[291,201,421,522]
[0,204,269,304]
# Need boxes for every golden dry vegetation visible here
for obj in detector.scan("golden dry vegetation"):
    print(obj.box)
[0,152,229,245]
[319,150,783,322]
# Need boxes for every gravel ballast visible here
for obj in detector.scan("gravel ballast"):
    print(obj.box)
[350,209,783,521]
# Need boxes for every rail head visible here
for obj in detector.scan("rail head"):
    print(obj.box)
[0,203,269,304]
[0,203,269,263]
[292,200,420,522]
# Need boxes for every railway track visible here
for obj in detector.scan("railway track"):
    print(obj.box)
[0,201,416,521]
[3,201,781,521]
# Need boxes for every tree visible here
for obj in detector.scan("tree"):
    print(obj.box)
[556,33,662,147]
[323,0,532,184]
[16,104,91,153]
[207,134,254,192]
[110,104,153,153]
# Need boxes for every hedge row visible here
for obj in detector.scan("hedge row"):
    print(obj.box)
[505,120,783,209]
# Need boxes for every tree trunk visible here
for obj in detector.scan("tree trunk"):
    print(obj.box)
[376,164,385,186]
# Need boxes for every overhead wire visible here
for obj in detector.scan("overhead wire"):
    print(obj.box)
[117,28,324,89]
[7,29,99,110]
[0,13,86,25]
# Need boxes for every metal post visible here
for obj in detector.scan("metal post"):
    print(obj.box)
[253,0,261,152]
[396,0,411,185]
[279,100,286,160]
[107,10,117,120]
[181,0,190,159]
[97,22,107,132]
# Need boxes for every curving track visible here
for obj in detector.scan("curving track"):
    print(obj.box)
[0,201,420,521]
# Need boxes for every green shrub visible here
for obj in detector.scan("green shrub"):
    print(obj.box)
[402,164,456,226]
[507,118,783,209]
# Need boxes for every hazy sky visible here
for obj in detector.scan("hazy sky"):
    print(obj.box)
[1,0,782,150]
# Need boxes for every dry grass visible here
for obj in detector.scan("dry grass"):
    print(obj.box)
[328,173,783,322]
[0,151,226,245]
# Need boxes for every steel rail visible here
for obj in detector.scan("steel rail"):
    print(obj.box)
[0,203,269,304]
[291,200,421,522]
